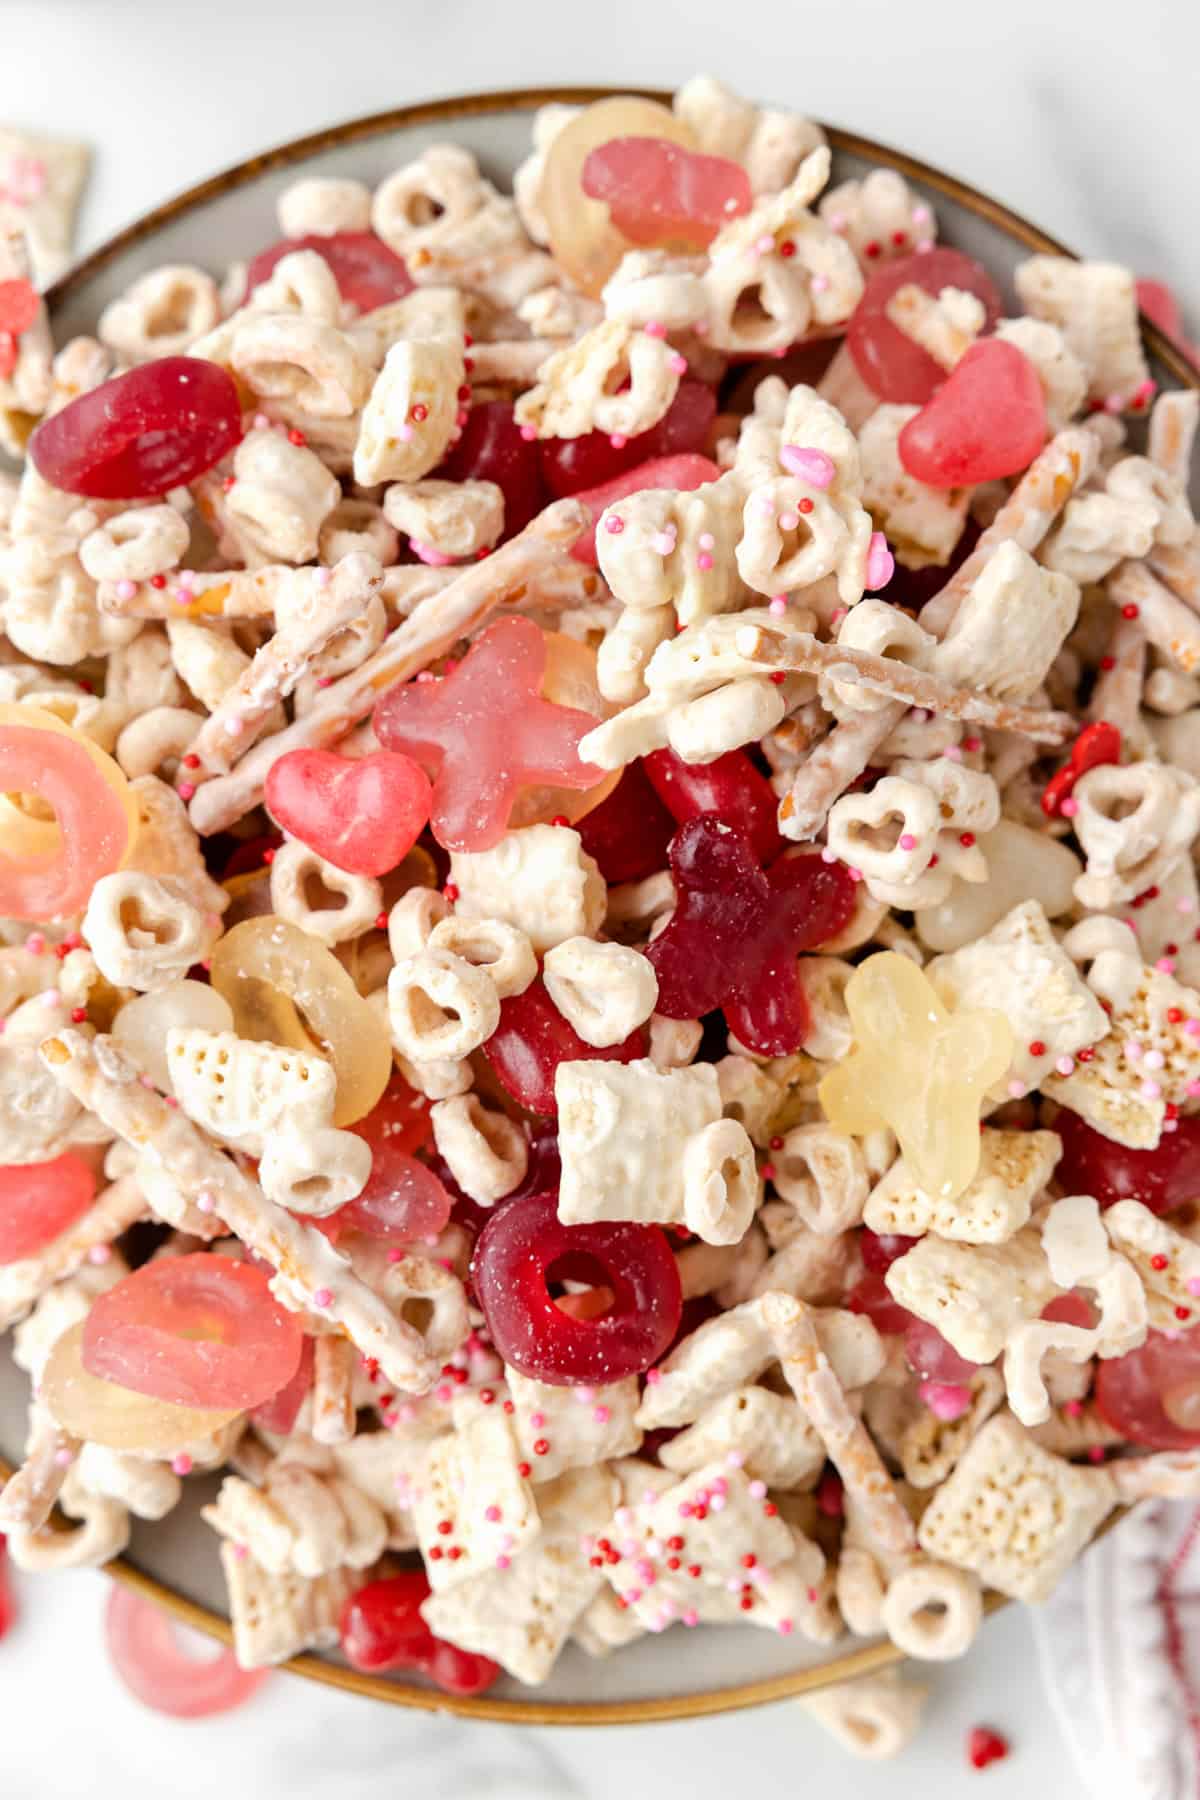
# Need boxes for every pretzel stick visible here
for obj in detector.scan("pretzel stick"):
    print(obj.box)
[1148,389,1199,485]
[921,427,1100,638]
[311,1336,357,1446]
[1087,612,1148,744]
[0,1175,146,1333]
[1107,560,1200,673]
[0,1421,81,1530]
[187,497,589,834]
[38,1032,441,1395]
[764,1293,917,1558]
[735,624,1073,742]
[1148,539,1200,614]
[189,551,384,772]
[778,701,904,839]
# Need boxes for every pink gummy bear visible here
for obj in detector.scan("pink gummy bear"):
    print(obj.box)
[373,617,605,852]
[581,136,752,249]
[264,747,432,877]
[897,339,1047,488]
[646,817,857,1056]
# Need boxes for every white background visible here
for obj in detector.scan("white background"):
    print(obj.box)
[1,1,1198,1795]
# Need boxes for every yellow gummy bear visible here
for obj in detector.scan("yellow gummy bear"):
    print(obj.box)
[819,952,1014,1203]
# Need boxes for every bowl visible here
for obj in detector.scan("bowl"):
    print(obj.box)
[1,84,1196,1724]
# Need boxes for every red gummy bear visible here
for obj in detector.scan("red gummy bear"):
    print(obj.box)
[581,137,752,249]
[374,617,604,852]
[265,747,432,876]
[340,1573,501,1695]
[646,817,856,1055]
[897,340,1047,488]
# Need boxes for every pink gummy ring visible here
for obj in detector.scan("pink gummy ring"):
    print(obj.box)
[82,1254,305,1412]
[105,1586,270,1718]
[28,356,242,499]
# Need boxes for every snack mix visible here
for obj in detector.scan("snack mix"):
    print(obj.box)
[0,78,1197,1748]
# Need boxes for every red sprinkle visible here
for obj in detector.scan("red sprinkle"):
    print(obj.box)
[967,1727,1010,1771]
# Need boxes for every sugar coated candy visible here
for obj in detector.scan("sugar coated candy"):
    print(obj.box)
[897,340,1047,487]
[265,748,432,877]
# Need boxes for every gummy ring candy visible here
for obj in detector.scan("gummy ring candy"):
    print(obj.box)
[82,1254,305,1411]
[41,1322,241,1455]
[0,703,137,919]
[0,1152,96,1264]
[28,356,243,499]
[105,1586,272,1718]
[209,915,392,1125]
[340,1573,501,1694]
[470,1190,682,1384]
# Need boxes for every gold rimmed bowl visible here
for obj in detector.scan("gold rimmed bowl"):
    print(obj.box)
[1,85,1196,1724]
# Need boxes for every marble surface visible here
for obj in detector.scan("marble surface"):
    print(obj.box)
[1,1,1196,1794]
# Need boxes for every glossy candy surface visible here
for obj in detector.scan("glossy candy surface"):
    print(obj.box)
[436,400,548,538]
[1040,721,1121,819]
[471,1190,682,1383]
[897,339,1047,486]
[339,1077,448,1243]
[0,277,39,380]
[847,248,1003,404]
[105,1586,271,1718]
[820,952,1013,1202]
[42,1323,240,1454]
[539,97,697,296]
[646,818,856,1055]
[82,1254,305,1411]
[374,617,605,852]
[210,915,392,1126]
[28,356,242,499]
[340,1573,501,1694]
[540,380,716,500]
[643,746,783,867]
[581,138,751,250]
[1095,1328,1200,1450]
[575,760,677,883]
[847,1268,978,1381]
[507,633,620,831]
[249,1334,314,1435]
[570,453,721,564]
[265,748,432,876]
[0,704,137,919]
[1054,1106,1200,1216]
[0,1152,96,1264]
[245,231,413,312]
[483,977,645,1117]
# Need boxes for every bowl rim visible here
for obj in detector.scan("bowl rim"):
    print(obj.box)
[16,82,1195,1727]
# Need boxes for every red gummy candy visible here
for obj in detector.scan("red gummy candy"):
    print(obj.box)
[82,1254,305,1412]
[967,1727,1010,1771]
[332,1074,448,1244]
[1096,1329,1200,1450]
[245,231,413,313]
[643,746,783,867]
[646,818,856,1056]
[374,617,604,852]
[575,761,677,883]
[847,1269,915,1338]
[264,747,432,876]
[472,1190,682,1384]
[581,137,752,250]
[1041,720,1121,818]
[898,339,1046,487]
[437,401,549,539]
[1054,1106,1200,1218]
[0,1152,96,1265]
[340,1573,501,1695]
[540,379,716,500]
[483,977,645,1117]
[570,453,721,564]
[859,1228,919,1273]
[903,1316,980,1385]
[29,357,243,499]
[847,1268,975,1382]
[848,248,1003,404]
[249,1335,315,1435]
[0,278,39,379]
[105,1586,270,1718]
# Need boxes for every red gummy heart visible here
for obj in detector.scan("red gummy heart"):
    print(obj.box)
[264,747,432,876]
[898,340,1047,488]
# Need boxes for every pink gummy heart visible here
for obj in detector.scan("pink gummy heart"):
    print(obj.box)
[897,339,1047,488]
[264,747,432,876]
[581,136,752,249]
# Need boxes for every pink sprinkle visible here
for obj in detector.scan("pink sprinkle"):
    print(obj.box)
[1126,1041,1144,1062]
[695,533,715,551]
[485,1504,501,1522]
[1088,1446,1107,1464]
[1186,1021,1200,1039]
[604,514,625,534]
[920,1380,972,1421]
[682,1609,699,1628]
[778,509,800,532]
[1188,1079,1200,1097]
[1064,1399,1084,1418]
[530,1411,545,1428]
[1144,1049,1165,1071]
[313,1287,333,1308]
[710,1477,728,1495]
[643,320,667,338]
[726,1451,745,1469]
[609,433,628,449]
[253,412,270,431]
[87,1244,112,1266]
[1178,898,1196,915]
[820,847,837,863]
[696,551,714,571]
[827,212,848,232]
[779,445,836,488]
[943,744,964,762]
[410,538,457,567]
[115,578,137,601]
[847,866,863,883]
[748,1480,767,1500]
[754,234,775,255]
[1008,1080,1026,1099]
[495,1555,511,1570]
[678,1502,693,1518]
[636,1558,656,1584]
[778,1618,795,1636]
[1060,796,1080,818]
[171,1453,193,1477]
[593,1405,611,1424]
[520,424,537,442]
[709,1493,726,1513]
[386,1247,404,1263]
[865,530,894,591]
[769,596,788,616]
[196,1190,216,1214]
[53,1447,75,1468]
[899,833,918,852]
[1188,1278,1200,1298]
[435,1384,454,1404]
[1055,1056,1075,1076]
[755,493,776,517]
[177,781,196,801]
[667,352,689,376]
[1141,1079,1163,1100]
[395,422,414,443]
[810,273,830,294]
[24,933,46,956]
[645,1368,662,1385]
[1156,956,1177,976]
[40,990,60,1008]
[650,529,677,556]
